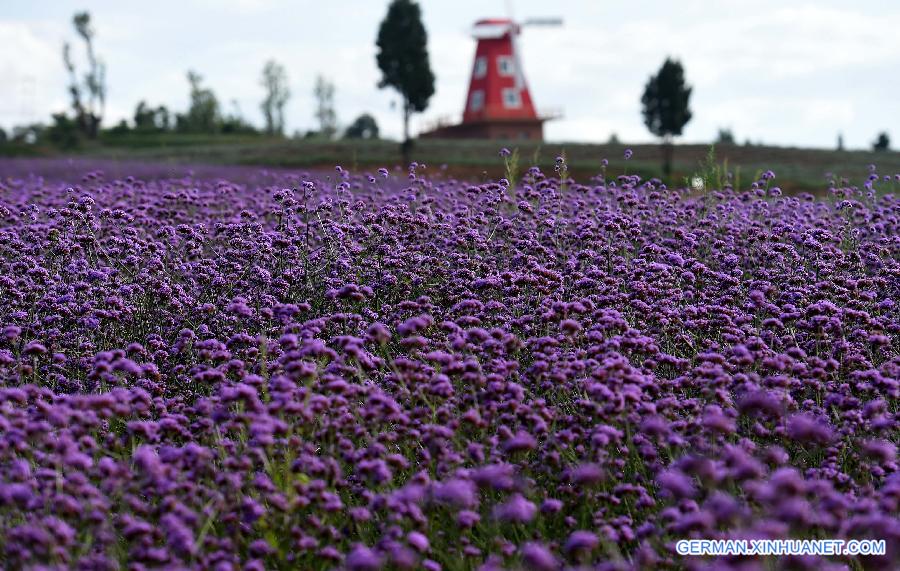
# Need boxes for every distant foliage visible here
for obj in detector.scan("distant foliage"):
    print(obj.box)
[344,114,380,139]
[176,71,221,134]
[873,132,890,152]
[63,11,106,138]
[134,101,171,132]
[260,60,290,136]
[108,119,129,135]
[716,128,735,145]
[11,124,44,144]
[220,100,258,135]
[314,75,338,140]
[46,113,80,149]
[376,0,435,145]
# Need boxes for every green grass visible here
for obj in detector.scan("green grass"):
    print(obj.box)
[5,133,900,193]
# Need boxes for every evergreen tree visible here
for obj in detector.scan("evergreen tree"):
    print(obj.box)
[376,0,435,160]
[641,57,692,178]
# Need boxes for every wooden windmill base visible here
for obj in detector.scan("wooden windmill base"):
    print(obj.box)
[420,118,546,141]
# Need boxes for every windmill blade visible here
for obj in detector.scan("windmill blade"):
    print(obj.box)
[511,15,562,91]
[522,17,563,27]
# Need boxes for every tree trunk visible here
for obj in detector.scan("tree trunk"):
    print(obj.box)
[661,137,674,181]
[403,98,410,144]
[87,114,100,139]
[401,97,412,166]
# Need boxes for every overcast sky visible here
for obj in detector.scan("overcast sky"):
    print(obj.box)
[2,0,898,148]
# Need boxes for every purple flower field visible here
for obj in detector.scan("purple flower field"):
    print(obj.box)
[0,157,897,570]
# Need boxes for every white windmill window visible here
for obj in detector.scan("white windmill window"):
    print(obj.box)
[502,88,521,109]
[498,56,515,76]
[469,90,485,111]
[473,57,487,79]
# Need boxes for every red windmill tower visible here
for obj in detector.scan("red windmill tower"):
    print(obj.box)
[422,17,562,141]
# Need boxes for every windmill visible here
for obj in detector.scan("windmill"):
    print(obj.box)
[421,14,562,141]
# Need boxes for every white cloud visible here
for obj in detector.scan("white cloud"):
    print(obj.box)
[0,21,69,129]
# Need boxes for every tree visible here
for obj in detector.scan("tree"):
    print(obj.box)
[872,132,890,152]
[12,124,46,145]
[107,119,130,136]
[641,57,692,178]
[0,127,7,144]
[344,114,380,139]
[313,75,337,140]
[221,100,258,134]
[376,0,435,159]
[63,11,106,138]
[715,128,735,145]
[260,60,290,136]
[134,101,154,130]
[176,71,220,133]
[134,101,171,132]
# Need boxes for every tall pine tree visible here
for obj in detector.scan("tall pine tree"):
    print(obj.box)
[376,0,435,162]
[642,58,692,179]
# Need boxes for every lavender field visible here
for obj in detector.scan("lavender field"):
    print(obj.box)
[0,156,897,570]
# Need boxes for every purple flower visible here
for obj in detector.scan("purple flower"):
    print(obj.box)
[493,494,537,523]
[571,463,605,486]
[541,498,564,514]
[133,445,165,482]
[564,531,598,557]
[22,341,47,356]
[656,469,696,499]
[521,542,558,571]
[456,510,481,528]
[407,531,430,553]
[502,430,537,454]
[471,463,516,491]
[862,439,896,463]
[1,152,897,568]
[432,479,478,510]
[786,413,834,445]
[346,544,383,571]
[160,513,195,557]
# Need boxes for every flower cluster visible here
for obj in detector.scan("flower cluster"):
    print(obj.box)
[0,158,897,570]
